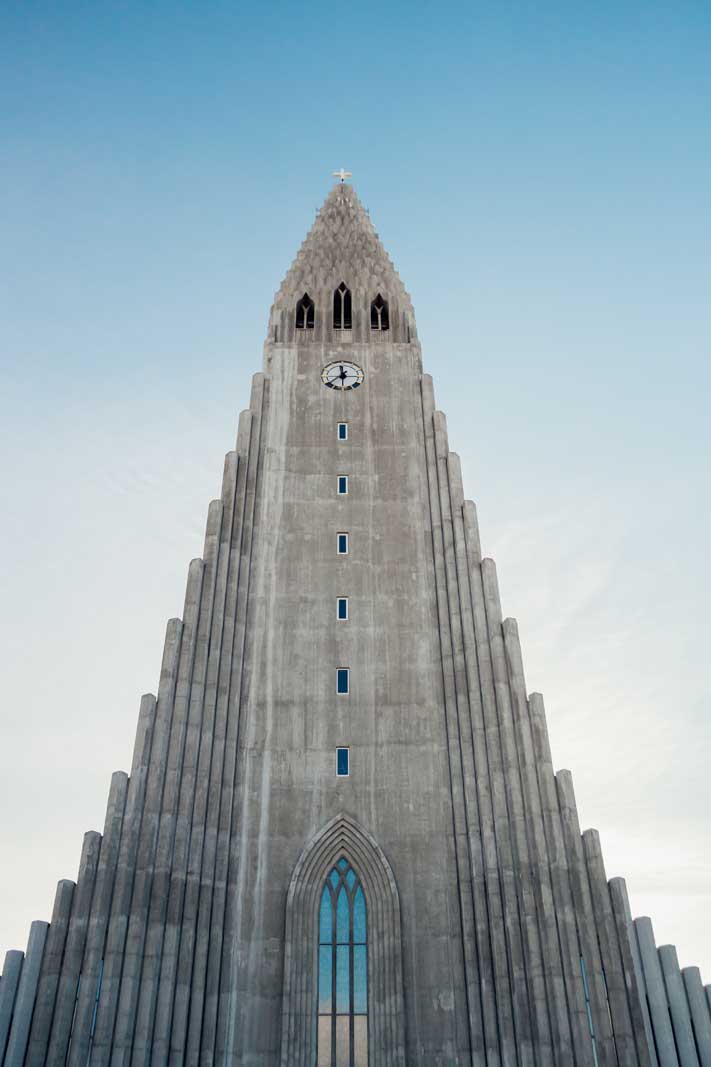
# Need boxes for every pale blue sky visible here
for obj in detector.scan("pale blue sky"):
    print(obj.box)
[1,2,710,978]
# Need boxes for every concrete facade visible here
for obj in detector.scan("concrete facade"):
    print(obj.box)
[1,183,709,1065]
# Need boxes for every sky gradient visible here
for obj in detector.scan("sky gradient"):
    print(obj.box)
[1,2,710,980]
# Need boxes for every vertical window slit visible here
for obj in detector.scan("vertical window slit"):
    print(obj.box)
[333,283,352,330]
[370,293,389,331]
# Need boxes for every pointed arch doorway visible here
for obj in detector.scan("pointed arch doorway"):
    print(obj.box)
[280,813,406,1067]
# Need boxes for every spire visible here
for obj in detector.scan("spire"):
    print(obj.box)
[268,183,417,343]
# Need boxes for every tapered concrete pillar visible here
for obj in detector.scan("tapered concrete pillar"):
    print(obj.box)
[46,830,102,1063]
[65,772,128,1067]
[90,692,157,1065]
[634,919,677,1067]
[4,921,48,1066]
[0,951,24,1060]
[658,945,700,1067]
[608,877,656,1066]
[682,968,711,1067]
[482,557,543,1063]
[25,878,75,1065]
[582,830,637,1065]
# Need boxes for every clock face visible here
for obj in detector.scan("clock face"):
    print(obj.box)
[321,361,364,391]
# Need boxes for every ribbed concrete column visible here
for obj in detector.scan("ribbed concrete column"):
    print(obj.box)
[442,447,487,1060]
[481,557,539,1065]
[658,945,700,1067]
[183,411,259,1062]
[131,557,205,1064]
[65,771,129,1067]
[608,876,657,1066]
[634,918,678,1066]
[90,692,157,1065]
[467,559,529,1063]
[457,430,519,1063]
[0,951,24,1060]
[202,395,267,1061]
[111,618,183,1065]
[451,456,508,1062]
[152,503,222,1061]
[682,968,711,1067]
[582,829,637,1065]
[528,695,596,1067]
[555,772,616,1066]
[4,921,48,1067]
[184,448,246,1064]
[24,878,75,1065]
[608,877,654,1066]
[503,618,574,1064]
[170,489,234,1061]
[427,411,482,1061]
[46,830,102,1062]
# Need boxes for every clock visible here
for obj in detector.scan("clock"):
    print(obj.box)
[321,361,364,390]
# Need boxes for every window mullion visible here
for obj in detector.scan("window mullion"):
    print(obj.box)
[349,883,355,1067]
[331,885,337,1065]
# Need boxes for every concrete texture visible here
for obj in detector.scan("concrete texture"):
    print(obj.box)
[682,968,711,1067]
[4,921,48,1066]
[659,945,700,1067]
[0,182,708,1065]
[0,952,23,1061]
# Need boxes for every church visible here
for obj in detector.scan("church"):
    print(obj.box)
[0,179,709,1066]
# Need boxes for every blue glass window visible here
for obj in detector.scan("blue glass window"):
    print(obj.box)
[338,475,348,495]
[336,748,349,776]
[580,956,600,1066]
[337,669,349,695]
[338,422,348,441]
[337,532,348,555]
[317,858,367,1066]
[337,597,348,621]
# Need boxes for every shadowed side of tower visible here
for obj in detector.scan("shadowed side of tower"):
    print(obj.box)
[1,183,709,1067]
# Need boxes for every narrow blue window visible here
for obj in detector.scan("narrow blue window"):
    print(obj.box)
[336,748,349,776]
[580,956,599,1066]
[337,532,348,554]
[337,668,349,694]
[89,958,104,1041]
[337,597,348,621]
[338,475,348,495]
[338,422,348,441]
[317,857,366,1064]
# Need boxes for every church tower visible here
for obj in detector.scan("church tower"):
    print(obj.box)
[1,181,710,1066]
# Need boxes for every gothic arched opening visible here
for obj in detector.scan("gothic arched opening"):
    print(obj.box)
[280,813,405,1067]
[333,283,352,330]
[370,294,389,331]
[296,292,315,329]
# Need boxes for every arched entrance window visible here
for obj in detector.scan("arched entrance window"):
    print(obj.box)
[318,858,367,1066]
[280,813,405,1067]
[333,283,352,330]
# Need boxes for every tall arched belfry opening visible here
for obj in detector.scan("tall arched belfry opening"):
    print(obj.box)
[1,181,709,1066]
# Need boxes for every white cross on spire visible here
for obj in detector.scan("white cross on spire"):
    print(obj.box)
[332,168,352,183]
